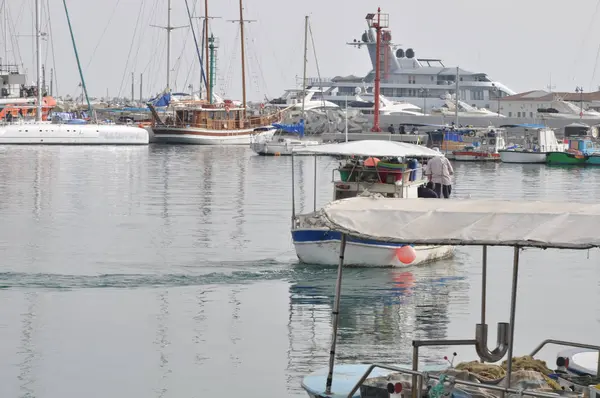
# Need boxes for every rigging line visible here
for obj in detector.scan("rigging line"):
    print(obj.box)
[117,0,145,98]
[246,25,268,97]
[141,0,161,75]
[184,0,207,90]
[308,19,329,119]
[45,0,58,96]
[589,39,600,90]
[574,0,600,72]
[84,0,122,71]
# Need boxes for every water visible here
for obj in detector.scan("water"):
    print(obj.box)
[0,145,599,398]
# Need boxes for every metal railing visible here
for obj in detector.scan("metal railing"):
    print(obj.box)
[345,338,600,398]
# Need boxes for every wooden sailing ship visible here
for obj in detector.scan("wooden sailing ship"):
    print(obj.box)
[148,0,286,145]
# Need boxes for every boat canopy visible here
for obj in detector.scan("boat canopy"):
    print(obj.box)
[292,140,442,158]
[316,197,600,249]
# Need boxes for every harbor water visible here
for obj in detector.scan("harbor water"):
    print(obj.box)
[0,145,599,398]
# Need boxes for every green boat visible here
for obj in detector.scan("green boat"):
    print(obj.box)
[586,154,600,165]
[546,151,588,165]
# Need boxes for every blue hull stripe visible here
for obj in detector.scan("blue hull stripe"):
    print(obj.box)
[292,229,415,247]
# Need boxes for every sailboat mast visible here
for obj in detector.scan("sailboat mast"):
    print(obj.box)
[301,15,308,118]
[166,0,172,91]
[35,0,42,121]
[239,0,247,115]
[204,0,210,102]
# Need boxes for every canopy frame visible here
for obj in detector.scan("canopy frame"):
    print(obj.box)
[322,236,600,398]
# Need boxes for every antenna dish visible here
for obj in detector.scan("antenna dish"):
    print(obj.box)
[406,48,415,58]
[361,32,368,42]
[396,49,405,58]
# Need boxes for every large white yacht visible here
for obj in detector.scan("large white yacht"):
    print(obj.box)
[270,12,515,113]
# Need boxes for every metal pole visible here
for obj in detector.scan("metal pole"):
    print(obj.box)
[371,8,382,132]
[301,15,308,119]
[35,0,42,121]
[454,66,459,127]
[140,73,143,102]
[313,155,317,212]
[505,246,520,387]
[481,245,488,363]
[291,153,296,222]
[325,233,347,395]
[131,71,134,102]
[345,96,348,142]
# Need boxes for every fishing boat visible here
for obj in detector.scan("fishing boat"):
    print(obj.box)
[0,0,148,145]
[499,124,566,164]
[452,128,506,161]
[148,0,285,145]
[290,140,454,267]
[301,197,600,397]
[546,137,599,165]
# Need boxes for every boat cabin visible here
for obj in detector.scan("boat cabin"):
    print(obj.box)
[334,156,426,200]
[156,100,283,131]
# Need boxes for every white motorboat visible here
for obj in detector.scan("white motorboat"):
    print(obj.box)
[250,124,320,156]
[300,196,600,398]
[499,123,566,164]
[290,140,454,267]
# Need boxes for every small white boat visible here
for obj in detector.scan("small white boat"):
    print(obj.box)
[291,140,454,267]
[301,197,600,398]
[499,124,566,164]
[250,121,320,155]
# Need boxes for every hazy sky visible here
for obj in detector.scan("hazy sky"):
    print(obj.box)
[9,0,600,101]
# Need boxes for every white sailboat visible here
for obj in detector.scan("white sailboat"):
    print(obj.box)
[0,0,148,145]
[250,15,321,155]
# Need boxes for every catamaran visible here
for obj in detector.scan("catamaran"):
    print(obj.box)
[0,0,148,145]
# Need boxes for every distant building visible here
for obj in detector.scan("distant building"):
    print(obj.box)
[499,90,600,119]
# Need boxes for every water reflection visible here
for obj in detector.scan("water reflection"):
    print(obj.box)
[285,262,470,393]
[154,291,171,398]
[18,291,39,397]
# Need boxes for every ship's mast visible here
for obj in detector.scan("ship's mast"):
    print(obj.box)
[35,0,42,121]
[204,0,210,102]
[301,15,308,119]
[238,0,247,116]
[228,0,255,117]
[150,0,186,92]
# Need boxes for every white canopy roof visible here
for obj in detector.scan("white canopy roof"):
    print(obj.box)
[292,140,442,158]
[317,197,600,249]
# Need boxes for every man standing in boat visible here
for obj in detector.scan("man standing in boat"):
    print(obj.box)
[425,148,454,198]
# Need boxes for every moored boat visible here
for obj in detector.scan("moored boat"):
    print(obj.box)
[452,128,506,161]
[546,137,598,165]
[148,0,285,145]
[301,197,600,397]
[290,140,454,267]
[250,121,320,156]
[499,124,565,164]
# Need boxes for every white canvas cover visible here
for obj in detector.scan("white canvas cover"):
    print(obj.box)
[292,140,442,158]
[317,197,600,249]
